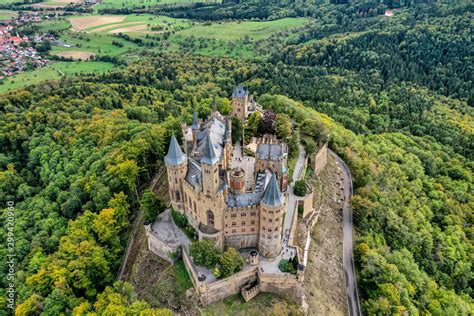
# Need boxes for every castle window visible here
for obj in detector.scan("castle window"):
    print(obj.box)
[274,235,278,239]
[251,228,255,232]
[193,201,197,212]
[242,228,246,233]
[175,192,180,201]
[263,217,266,221]
[251,220,256,225]
[275,227,278,232]
[232,229,236,234]
[232,222,236,226]
[241,213,246,217]
[269,219,273,222]
[267,235,271,239]
[231,213,236,218]
[262,227,266,232]
[241,221,245,226]
[250,212,256,216]
[207,210,215,227]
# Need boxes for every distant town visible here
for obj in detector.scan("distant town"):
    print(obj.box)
[0,12,53,81]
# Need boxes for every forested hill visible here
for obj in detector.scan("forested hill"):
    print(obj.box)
[0,0,473,315]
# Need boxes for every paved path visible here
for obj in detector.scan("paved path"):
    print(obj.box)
[329,149,361,316]
[260,145,306,273]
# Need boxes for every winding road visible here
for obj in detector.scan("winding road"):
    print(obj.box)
[329,149,361,316]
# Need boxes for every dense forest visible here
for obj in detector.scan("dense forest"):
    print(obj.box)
[1,0,473,314]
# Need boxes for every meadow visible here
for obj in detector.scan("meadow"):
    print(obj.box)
[94,0,221,11]
[176,18,309,41]
[0,10,17,20]
[0,61,115,93]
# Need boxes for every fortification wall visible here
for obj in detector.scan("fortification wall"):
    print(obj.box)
[258,272,304,304]
[146,227,179,264]
[200,267,258,305]
[313,143,328,175]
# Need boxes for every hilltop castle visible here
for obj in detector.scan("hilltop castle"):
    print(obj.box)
[164,85,289,257]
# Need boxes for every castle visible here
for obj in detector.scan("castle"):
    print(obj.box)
[165,85,289,258]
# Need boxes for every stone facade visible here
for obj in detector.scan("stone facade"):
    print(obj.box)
[312,142,328,175]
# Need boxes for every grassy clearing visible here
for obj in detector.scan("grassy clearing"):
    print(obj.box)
[176,18,308,41]
[52,32,139,56]
[0,61,116,93]
[95,0,221,10]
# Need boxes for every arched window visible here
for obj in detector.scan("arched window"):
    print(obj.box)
[207,210,214,227]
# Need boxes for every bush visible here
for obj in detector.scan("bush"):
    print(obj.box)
[171,209,187,228]
[140,190,165,223]
[220,247,244,278]
[278,256,298,274]
[189,240,220,269]
[293,180,307,196]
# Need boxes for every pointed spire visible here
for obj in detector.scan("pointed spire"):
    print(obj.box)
[262,172,283,206]
[164,133,187,166]
[212,96,217,113]
[232,83,247,98]
[202,133,219,165]
[191,108,199,129]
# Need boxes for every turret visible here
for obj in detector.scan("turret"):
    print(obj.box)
[201,133,220,196]
[259,172,285,258]
[191,108,199,143]
[164,133,188,211]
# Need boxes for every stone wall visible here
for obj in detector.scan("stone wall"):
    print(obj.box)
[146,225,179,264]
[201,267,258,305]
[258,272,304,304]
[313,143,328,175]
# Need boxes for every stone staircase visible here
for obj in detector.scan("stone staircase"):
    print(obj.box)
[241,283,261,302]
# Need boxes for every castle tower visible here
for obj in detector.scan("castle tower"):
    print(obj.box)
[191,108,199,143]
[201,133,220,196]
[259,172,285,258]
[231,84,248,120]
[164,133,188,211]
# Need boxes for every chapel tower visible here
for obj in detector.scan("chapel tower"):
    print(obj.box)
[231,84,248,120]
[201,134,220,197]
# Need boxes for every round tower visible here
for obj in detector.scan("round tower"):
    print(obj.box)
[164,133,188,211]
[229,167,246,194]
[258,172,285,258]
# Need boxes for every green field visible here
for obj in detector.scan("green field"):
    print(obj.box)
[94,0,221,10]
[77,14,190,33]
[0,61,116,93]
[0,10,17,20]
[176,18,309,41]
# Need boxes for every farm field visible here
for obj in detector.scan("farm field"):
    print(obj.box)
[69,14,190,33]
[0,61,115,93]
[94,0,221,11]
[0,10,17,20]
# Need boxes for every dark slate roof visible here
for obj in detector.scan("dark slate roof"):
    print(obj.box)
[185,158,201,188]
[195,117,226,160]
[262,172,283,206]
[232,84,248,98]
[202,133,219,164]
[227,192,262,208]
[164,134,187,165]
[191,108,199,129]
[256,143,284,161]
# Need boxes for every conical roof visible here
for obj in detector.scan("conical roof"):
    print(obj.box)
[202,133,219,165]
[164,134,187,165]
[191,108,199,129]
[262,172,283,206]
